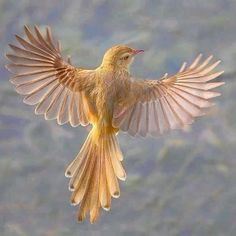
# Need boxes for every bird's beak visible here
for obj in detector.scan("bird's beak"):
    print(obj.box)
[132,49,144,55]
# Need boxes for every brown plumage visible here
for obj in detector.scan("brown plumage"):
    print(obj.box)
[5,25,224,223]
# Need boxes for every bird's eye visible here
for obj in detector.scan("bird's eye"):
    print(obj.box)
[123,55,129,60]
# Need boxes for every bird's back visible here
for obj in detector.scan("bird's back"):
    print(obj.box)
[91,66,131,129]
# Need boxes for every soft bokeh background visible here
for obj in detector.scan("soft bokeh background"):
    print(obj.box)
[0,0,234,235]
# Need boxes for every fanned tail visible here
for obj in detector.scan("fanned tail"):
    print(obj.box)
[65,127,126,223]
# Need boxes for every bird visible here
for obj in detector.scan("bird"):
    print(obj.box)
[5,25,224,224]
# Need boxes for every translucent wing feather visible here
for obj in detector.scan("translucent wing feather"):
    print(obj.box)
[6,25,95,127]
[113,55,224,136]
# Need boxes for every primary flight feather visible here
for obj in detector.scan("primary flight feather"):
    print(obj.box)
[5,25,224,223]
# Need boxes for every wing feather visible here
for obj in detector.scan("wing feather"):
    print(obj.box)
[6,25,95,127]
[113,54,224,136]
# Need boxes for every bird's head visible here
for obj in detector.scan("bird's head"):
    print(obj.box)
[101,45,144,70]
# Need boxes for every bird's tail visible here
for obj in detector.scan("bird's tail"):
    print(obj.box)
[65,126,126,223]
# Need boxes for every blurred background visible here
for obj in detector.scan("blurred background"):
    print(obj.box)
[0,0,235,235]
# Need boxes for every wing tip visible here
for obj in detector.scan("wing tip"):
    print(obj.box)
[5,64,11,72]
[215,92,221,97]
[14,34,20,40]
[8,43,15,50]
[208,54,214,60]
[33,24,40,31]
[215,59,221,66]
[220,70,224,76]
[9,77,17,84]
[23,24,29,29]
[218,81,225,86]
[14,34,24,44]
[5,53,10,60]
[196,53,203,60]
[23,24,29,32]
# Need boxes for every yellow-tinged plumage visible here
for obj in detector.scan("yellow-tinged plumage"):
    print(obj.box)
[5,25,224,223]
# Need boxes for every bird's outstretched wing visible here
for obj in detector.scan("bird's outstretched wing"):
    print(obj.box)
[6,25,96,127]
[113,54,224,136]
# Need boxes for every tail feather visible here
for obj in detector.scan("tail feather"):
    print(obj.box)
[65,132,92,178]
[76,148,98,222]
[111,135,123,161]
[70,146,96,205]
[108,136,126,180]
[99,145,111,210]
[68,146,92,192]
[105,146,120,198]
[65,127,126,223]
[89,153,101,222]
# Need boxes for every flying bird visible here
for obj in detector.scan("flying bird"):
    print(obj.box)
[5,25,224,223]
